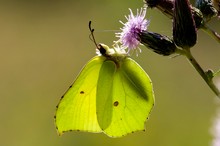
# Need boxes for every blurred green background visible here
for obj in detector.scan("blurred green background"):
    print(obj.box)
[0,0,220,146]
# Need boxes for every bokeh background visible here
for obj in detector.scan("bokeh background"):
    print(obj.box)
[0,0,220,146]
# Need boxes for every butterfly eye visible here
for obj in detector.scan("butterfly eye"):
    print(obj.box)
[98,44,107,55]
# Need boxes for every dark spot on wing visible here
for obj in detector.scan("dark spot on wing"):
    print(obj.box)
[113,101,119,107]
[80,91,85,94]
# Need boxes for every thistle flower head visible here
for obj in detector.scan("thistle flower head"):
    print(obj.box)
[116,8,150,54]
[195,0,218,21]
[139,31,177,56]
[173,0,197,49]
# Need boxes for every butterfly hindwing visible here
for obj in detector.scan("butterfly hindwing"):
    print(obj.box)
[97,57,154,137]
[96,60,116,130]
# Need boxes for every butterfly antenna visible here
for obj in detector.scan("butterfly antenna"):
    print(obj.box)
[89,21,99,49]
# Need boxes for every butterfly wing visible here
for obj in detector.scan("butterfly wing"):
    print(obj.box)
[96,60,116,130]
[55,56,105,135]
[96,57,154,137]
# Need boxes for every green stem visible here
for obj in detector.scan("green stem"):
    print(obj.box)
[180,49,220,97]
[201,24,220,43]
[214,69,220,77]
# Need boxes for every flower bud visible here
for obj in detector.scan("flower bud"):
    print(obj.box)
[195,0,218,20]
[191,7,204,28]
[145,0,204,28]
[213,0,220,18]
[139,31,177,56]
[144,0,174,18]
[173,0,197,49]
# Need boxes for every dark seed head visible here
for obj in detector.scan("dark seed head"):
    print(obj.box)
[213,0,220,18]
[173,0,197,49]
[139,31,177,56]
[145,0,174,18]
[191,7,204,28]
[145,0,204,28]
[195,0,218,21]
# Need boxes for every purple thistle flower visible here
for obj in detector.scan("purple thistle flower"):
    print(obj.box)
[116,8,150,54]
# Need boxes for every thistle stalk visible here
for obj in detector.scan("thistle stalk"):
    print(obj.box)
[201,24,220,43]
[179,48,220,97]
